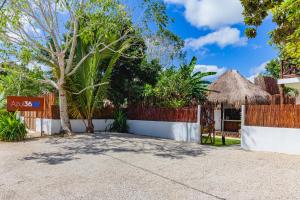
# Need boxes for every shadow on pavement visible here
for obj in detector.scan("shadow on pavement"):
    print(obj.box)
[23,133,213,165]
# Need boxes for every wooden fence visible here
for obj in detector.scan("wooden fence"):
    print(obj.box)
[270,94,295,105]
[21,93,115,119]
[41,105,115,119]
[245,105,300,128]
[22,111,37,130]
[127,106,198,122]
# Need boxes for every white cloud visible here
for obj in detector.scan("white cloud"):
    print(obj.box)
[194,64,226,79]
[164,0,243,29]
[247,61,269,82]
[185,27,247,50]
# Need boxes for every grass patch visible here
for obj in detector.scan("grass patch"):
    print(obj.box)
[202,136,240,147]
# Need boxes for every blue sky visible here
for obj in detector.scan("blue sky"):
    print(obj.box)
[163,0,278,80]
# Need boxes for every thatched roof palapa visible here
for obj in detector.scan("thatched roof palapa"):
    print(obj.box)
[207,70,271,108]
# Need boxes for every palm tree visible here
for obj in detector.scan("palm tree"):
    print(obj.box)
[66,35,133,133]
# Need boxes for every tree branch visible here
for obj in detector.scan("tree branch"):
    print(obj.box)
[71,82,109,95]
[66,34,130,77]
[40,77,58,89]
[0,0,6,10]
[65,18,79,74]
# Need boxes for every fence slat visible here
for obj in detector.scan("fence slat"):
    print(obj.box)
[245,105,300,128]
[127,106,198,122]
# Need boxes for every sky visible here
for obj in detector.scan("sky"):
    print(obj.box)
[163,0,278,80]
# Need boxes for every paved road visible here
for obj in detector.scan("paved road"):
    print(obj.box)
[1,133,300,200]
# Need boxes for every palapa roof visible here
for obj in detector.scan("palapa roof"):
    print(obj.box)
[207,70,271,107]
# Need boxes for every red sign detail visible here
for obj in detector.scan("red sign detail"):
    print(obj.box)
[7,96,45,112]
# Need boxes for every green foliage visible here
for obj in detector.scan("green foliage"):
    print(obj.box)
[265,59,281,79]
[241,0,300,62]
[109,59,162,107]
[109,110,128,133]
[142,57,216,108]
[66,37,131,130]
[264,59,299,96]
[272,0,300,61]
[0,112,27,142]
[202,136,240,147]
[0,63,52,108]
[66,13,134,132]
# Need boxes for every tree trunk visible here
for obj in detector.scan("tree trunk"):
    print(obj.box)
[58,87,72,135]
[86,118,94,133]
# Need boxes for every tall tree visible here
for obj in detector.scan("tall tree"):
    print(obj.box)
[66,34,133,133]
[241,0,300,62]
[0,0,173,134]
[109,57,162,107]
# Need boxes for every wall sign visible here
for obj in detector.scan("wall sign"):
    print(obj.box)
[7,96,45,112]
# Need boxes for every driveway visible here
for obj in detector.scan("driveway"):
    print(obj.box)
[1,133,300,200]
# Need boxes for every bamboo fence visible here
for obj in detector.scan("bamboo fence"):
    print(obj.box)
[245,105,300,128]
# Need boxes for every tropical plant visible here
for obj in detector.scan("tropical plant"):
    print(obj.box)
[109,58,162,107]
[66,29,134,133]
[0,63,52,109]
[0,0,174,135]
[109,110,128,133]
[241,0,300,62]
[264,59,299,97]
[143,57,216,108]
[0,112,27,142]
[265,59,281,79]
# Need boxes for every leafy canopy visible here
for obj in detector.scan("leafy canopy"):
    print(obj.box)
[241,0,300,62]
[0,63,52,108]
[264,59,298,96]
[143,57,216,108]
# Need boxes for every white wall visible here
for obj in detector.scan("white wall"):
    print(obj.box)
[127,105,201,143]
[214,109,222,131]
[128,120,200,143]
[240,105,300,155]
[242,126,300,155]
[36,118,113,135]
[27,106,201,143]
[36,118,200,143]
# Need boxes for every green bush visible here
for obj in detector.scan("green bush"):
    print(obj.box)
[109,110,128,133]
[0,112,27,142]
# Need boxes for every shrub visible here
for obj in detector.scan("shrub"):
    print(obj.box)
[0,112,27,142]
[109,110,128,133]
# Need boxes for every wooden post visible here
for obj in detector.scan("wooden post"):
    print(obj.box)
[221,103,225,145]
[280,60,284,79]
[280,60,285,105]
[241,105,246,127]
[221,103,224,132]
[280,84,285,105]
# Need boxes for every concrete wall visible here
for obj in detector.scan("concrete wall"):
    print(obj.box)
[241,126,300,155]
[36,118,114,135]
[36,118,200,143]
[128,120,200,143]
[241,105,300,155]
[25,106,201,143]
[127,106,201,143]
